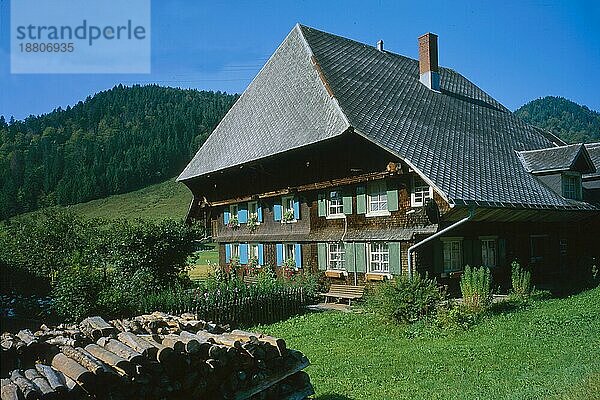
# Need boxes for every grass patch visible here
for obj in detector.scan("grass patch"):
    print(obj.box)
[254,287,600,399]
[65,178,192,221]
[189,243,219,281]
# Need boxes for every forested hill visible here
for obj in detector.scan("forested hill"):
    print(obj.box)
[0,85,237,219]
[514,96,600,144]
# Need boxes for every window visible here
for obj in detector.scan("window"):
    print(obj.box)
[480,237,497,268]
[231,243,240,259]
[367,181,389,216]
[327,243,345,270]
[442,238,462,272]
[562,173,581,200]
[249,243,260,264]
[327,190,344,217]
[229,204,239,219]
[368,242,389,273]
[281,195,296,222]
[411,177,433,207]
[283,243,296,262]
[248,201,259,222]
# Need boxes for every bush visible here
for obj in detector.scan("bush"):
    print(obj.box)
[52,264,103,322]
[367,274,445,324]
[435,301,480,331]
[460,265,492,313]
[510,261,533,299]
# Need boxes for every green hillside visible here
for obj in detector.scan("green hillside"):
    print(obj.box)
[515,96,600,144]
[64,178,192,221]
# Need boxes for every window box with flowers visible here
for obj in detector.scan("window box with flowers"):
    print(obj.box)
[227,215,240,229]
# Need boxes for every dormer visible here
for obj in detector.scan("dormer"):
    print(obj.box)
[517,144,596,201]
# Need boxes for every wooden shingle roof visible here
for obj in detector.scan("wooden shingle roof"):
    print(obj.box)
[179,24,598,211]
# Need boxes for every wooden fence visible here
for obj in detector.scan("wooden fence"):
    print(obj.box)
[145,286,307,327]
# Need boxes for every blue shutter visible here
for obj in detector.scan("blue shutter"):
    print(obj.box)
[238,204,248,223]
[257,203,263,222]
[225,244,231,263]
[356,186,367,214]
[258,244,264,265]
[293,198,300,220]
[317,243,327,270]
[239,243,249,264]
[295,244,302,268]
[318,194,326,217]
[224,209,230,224]
[274,202,282,221]
[276,244,284,266]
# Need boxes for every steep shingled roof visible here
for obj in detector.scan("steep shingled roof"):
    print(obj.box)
[584,143,600,180]
[179,24,597,211]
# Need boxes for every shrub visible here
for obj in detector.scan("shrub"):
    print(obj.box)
[52,264,103,322]
[460,265,492,313]
[367,274,445,324]
[436,301,479,331]
[510,261,533,299]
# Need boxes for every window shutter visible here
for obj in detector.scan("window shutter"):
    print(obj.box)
[386,188,399,212]
[276,244,283,266]
[274,202,282,221]
[239,243,249,264]
[388,242,401,275]
[257,204,263,222]
[293,198,300,220]
[463,239,473,267]
[238,204,248,223]
[345,242,355,272]
[474,239,482,266]
[224,210,230,225]
[258,244,264,265]
[317,243,327,270]
[356,186,366,214]
[317,194,326,217]
[225,244,231,263]
[343,192,353,214]
[355,242,366,272]
[294,244,302,268]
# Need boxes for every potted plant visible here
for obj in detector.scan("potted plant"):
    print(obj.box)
[247,213,259,232]
[282,258,298,279]
[227,215,240,229]
[282,209,295,222]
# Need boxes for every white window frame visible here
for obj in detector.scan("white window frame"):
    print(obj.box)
[231,243,240,259]
[326,189,345,219]
[562,172,581,200]
[229,204,239,219]
[283,243,296,262]
[411,176,433,207]
[479,236,498,268]
[367,242,389,273]
[249,243,260,265]
[281,195,296,223]
[366,181,390,217]
[441,237,463,272]
[248,201,260,223]
[327,242,346,270]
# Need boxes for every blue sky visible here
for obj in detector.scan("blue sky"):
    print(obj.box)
[1,0,599,120]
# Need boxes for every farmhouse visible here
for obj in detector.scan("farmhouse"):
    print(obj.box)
[178,24,600,287]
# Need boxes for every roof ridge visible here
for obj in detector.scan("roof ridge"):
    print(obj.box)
[518,143,583,154]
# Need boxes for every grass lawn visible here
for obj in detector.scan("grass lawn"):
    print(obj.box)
[65,178,192,221]
[189,243,219,281]
[254,287,600,400]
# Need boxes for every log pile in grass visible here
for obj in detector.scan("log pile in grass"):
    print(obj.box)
[1,313,313,399]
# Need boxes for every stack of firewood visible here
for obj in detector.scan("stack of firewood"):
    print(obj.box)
[1,313,313,399]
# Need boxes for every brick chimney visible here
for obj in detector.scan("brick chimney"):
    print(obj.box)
[418,32,440,91]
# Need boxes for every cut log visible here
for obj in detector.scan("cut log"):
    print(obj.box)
[160,335,185,353]
[138,336,175,364]
[34,365,66,393]
[83,317,114,339]
[1,378,20,400]
[16,330,38,347]
[45,336,76,347]
[84,344,134,376]
[51,353,94,391]
[10,370,39,400]
[24,369,55,399]
[97,338,145,365]
[231,329,287,356]
[117,332,157,359]
[60,346,105,375]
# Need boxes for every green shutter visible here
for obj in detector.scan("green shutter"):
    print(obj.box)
[355,242,366,272]
[317,194,326,217]
[343,192,353,215]
[345,242,355,272]
[433,240,443,274]
[317,243,327,270]
[386,189,399,212]
[388,242,401,275]
[356,186,366,214]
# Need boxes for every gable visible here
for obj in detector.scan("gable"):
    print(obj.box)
[178,26,349,182]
